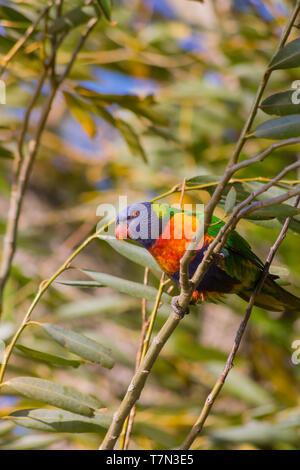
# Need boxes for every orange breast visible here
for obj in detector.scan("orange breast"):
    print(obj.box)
[149,213,207,275]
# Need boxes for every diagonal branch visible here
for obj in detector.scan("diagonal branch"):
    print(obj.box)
[100,2,300,448]
[180,193,300,450]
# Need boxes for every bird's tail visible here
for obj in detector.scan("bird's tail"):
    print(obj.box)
[238,276,300,314]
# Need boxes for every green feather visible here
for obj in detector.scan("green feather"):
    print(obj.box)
[150,203,300,313]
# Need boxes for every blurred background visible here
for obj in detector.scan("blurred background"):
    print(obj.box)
[0,0,300,450]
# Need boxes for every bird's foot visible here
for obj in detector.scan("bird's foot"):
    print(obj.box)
[171,296,190,318]
[211,251,225,266]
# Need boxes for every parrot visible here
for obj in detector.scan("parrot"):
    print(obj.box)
[115,201,300,315]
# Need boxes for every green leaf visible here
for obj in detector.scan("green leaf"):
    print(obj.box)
[280,217,300,234]
[57,295,137,320]
[0,377,103,417]
[246,204,300,220]
[260,90,300,116]
[76,88,168,126]
[75,89,155,108]
[0,434,60,450]
[96,0,111,21]
[99,235,161,272]
[82,270,172,304]
[50,6,95,34]
[269,37,300,70]
[94,104,116,126]
[56,280,102,288]
[0,145,14,160]
[15,344,83,368]
[186,175,251,201]
[0,421,14,437]
[0,5,32,27]
[63,92,96,138]
[224,186,236,214]
[126,104,169,127]
[6,408,111,434]
[211,420,300,446]
[116,119,147,162]
[253,115,300,140]
[39,323,115,369]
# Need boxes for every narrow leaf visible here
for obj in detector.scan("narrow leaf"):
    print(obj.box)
[0,5,31,26]
[224,186,236,214]
[246,204,300,220]
[96,0,111,21]
[57,295,137,319]
[0,377,103,417]
[82,270,172,304]
[253,115,300,140]
[39,323,114,369]
[50,6,95,34]
[269,37,300,70]
[0,434,60,450]
[0,421,14,436]
[15,344,83,368]
[99,235,161,272]
[126,104,169,127]
[0,145,14,159]
[116,119,147,162]
[260,90,300,116]
[6,408,111,434]
[56,280,102,288]
[63,91,96,138]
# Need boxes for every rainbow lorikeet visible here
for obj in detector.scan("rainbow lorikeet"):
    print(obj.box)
[115,202,300,314]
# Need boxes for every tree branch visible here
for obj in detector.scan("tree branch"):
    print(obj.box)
[100,2,300,448]
[0,10,99,314]
[0,1,53,78]
[180,194,300,450]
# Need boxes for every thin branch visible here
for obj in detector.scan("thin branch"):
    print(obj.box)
[0,219,114,385]
[179,178,186,208]
[203,0,300,235]
[190,160,300,290]
[180,194,300,450]
[119,273,168,450]
[100,309,184,450]
[100,2,300,448]
[0,13,99,314]
[0,1,53,77]
[120,268,149,450]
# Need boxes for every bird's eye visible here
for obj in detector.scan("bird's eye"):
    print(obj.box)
[131,210,140,218]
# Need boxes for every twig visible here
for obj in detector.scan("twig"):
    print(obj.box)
[120,273,168,449]
[179,178,186,208]
[189,160,300,292]
[120,267,149,450]
[0,219,113,385]
[100,309,184,450]
[0,1,53,77]
[0,12,99,314]
[203,0,300,235]
[180,194,300,450]
[100,2,300,448]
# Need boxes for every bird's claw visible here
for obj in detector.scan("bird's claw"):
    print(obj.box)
[171,296,189,318]
[211,251,225,266]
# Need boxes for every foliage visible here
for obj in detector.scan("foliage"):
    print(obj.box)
[0,0,299,450]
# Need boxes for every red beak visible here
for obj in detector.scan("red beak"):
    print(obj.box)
[115,223,129,241]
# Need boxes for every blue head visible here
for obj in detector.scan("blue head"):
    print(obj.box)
[115,202,165,249]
